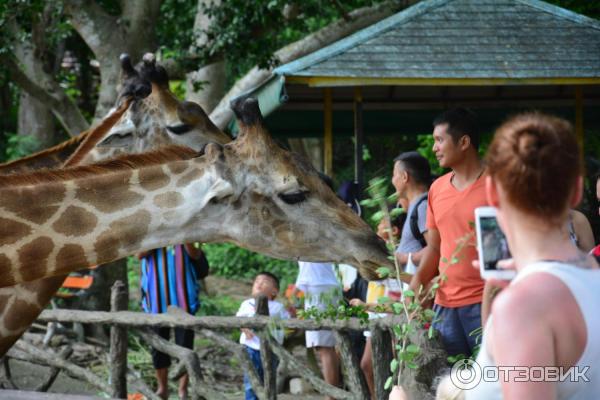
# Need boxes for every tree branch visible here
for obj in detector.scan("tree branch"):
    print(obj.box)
[62,0,126,59]
[0,53,89,135]
[209,0,418,129]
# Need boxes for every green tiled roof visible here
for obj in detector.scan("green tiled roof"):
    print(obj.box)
[274,0,600,79]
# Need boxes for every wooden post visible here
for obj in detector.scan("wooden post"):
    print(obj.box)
[575,86,584,153]
[371,326,394,400]
[354,87,364,195]
[110,280,128,399]
[334,331,369,400]
[256,295,277,400]
[323,87,333,176]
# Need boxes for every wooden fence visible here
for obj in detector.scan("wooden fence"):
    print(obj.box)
[2,282,447,400]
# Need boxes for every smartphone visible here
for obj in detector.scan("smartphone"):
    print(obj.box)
[474,206,515,280]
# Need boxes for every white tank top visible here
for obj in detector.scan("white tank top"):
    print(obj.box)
[466,261,600,399]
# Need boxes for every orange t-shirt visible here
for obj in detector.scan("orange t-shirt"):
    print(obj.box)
[426,172,487,307]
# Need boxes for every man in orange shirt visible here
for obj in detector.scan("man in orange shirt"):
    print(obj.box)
[409,108,486,358]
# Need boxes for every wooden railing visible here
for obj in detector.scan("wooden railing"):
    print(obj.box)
[4,282,447,400]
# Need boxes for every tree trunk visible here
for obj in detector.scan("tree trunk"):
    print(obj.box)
[63,0,160,119]
[14,42,55,149]
[185,0,226,113]
[209,0,416,129]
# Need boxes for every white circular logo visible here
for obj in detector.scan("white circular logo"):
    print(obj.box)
[450,358,482,390]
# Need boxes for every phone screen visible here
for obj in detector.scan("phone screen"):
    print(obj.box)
[480,216,511,270]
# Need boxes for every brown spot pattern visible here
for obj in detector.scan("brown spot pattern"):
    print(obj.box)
[168,162,188,175]
[4,298,34,331]
[76,172,143,213]
[0,218,32,246]
[139,166,171,191]
[18,236,54,282]
[153,192,184,209]
[55,244,88,274]
[94,210,151,262]
[0,254,13,286]
[176,168,203,187]
[1,185,65,225]
[52,206,98,237]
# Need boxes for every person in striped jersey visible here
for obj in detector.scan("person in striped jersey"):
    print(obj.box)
[138,243,209,400]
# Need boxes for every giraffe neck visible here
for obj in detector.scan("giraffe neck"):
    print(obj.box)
[0,132,90,174]
[0,147,229,287]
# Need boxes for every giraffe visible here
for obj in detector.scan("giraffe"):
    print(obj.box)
[0,97,391,356]
[0,53,231,355]
[0,53,230,175]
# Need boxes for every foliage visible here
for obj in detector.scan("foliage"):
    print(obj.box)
[4,132,40,160]
[197,294,241,317]
[197,0,386,79]
[126,255,142,311]
[156,0,197,58]
[202,243,298,293]
[298,299,369,325]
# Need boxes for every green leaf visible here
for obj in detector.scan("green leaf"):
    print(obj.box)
[390,359,399,373]
[403,289,415,297]
[406,344,420,354]
[376,267,390,278]
[384,376,393,390]
[370,210,384,222]
[392,302,403,314]
[387,193,399,203]
[377,296,390,304]
[428,325,435,339]
[406,361,418,369]
[451,257,459,264]
[360,199,376,207]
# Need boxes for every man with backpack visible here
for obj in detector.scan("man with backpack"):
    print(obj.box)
[391,151,432,282]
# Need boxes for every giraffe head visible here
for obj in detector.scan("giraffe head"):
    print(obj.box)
[199,97,391,279]
[84,53,230,162]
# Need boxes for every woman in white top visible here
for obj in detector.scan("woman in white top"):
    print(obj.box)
[465,113,600,399]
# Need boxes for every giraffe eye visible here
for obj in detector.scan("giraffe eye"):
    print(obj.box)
[166,123,192,135]
[279,191,308,205]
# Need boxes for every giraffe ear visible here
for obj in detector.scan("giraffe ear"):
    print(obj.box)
[98,117,136,148]
[98,131,134,148]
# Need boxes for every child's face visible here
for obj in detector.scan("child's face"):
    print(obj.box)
[252,275,278,299]
[377,219,398,241]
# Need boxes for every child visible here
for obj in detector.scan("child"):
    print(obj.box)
[236,272,289,400]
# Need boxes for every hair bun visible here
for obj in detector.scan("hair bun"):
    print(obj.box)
[515,130,543,165]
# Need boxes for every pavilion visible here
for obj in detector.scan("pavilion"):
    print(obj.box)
[235,0,600,185]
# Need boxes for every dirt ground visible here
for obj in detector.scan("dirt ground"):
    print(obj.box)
[5,276,327,399]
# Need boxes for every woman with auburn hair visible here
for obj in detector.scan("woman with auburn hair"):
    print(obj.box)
[465,113,600,399]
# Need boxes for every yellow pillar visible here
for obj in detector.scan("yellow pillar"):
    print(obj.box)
[575,86,584,149]
[323,88,333,176]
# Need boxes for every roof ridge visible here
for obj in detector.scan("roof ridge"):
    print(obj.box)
[514,0,600,31]
[274,0,453,75]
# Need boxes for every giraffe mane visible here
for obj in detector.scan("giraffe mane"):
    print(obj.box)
[63,97,133,167]
[0,145,200,187]
[0,130,91,172]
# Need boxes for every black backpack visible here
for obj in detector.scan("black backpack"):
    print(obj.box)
[409,195,428,248]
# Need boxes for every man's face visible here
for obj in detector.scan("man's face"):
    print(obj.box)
[392,161,407,198]
[252,274,278,299]
[596,178,600,216]
[432,123,462,169]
